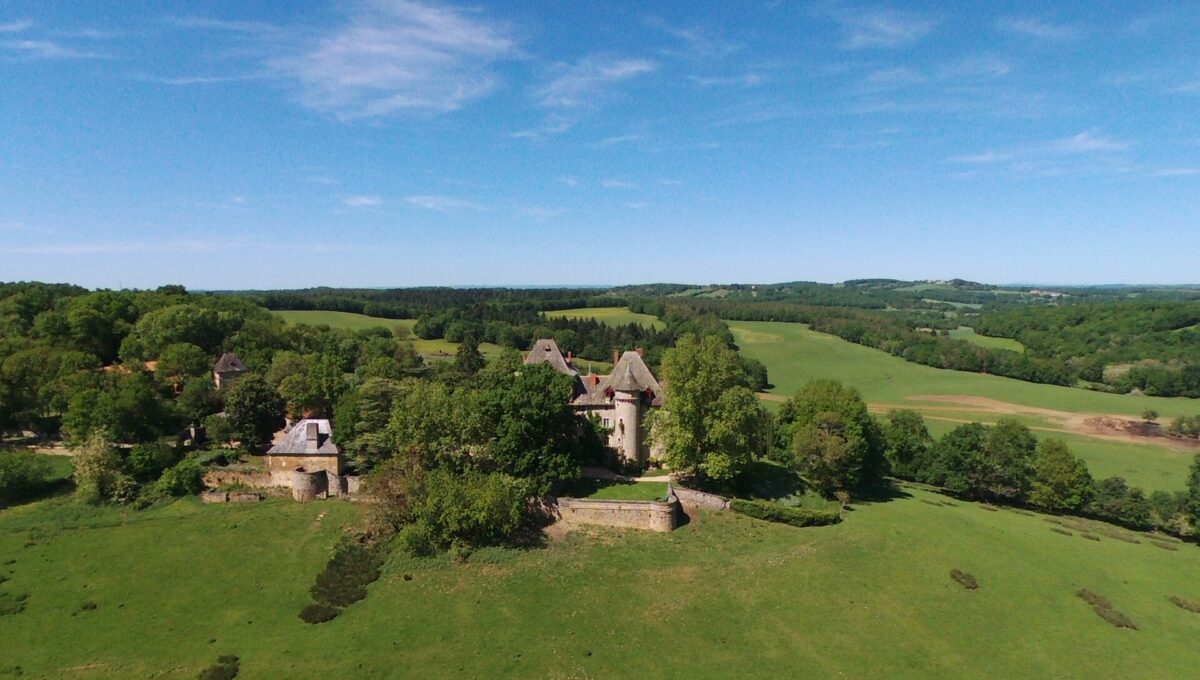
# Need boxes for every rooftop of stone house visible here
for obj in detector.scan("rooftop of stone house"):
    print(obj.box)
[267,419,339,456]
[523,338,578,376]
[525,339,665,407]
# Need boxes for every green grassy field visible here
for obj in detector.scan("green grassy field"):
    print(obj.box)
[3,487,1199,678]
[543,307,665,330]
[949,326,1025,353]
[271,310,504,358]
[730,321,1200,492]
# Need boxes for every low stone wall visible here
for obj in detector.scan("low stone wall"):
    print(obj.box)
[200,490,263,504]
[671,484,730,511]
[555,489,678,532]
[203,469,278,489]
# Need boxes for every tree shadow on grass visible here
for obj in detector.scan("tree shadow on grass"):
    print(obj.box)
[0,478,74,512]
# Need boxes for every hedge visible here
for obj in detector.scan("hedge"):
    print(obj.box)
[729,499,841,527]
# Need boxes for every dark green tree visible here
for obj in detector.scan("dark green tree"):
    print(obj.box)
[1187,453,1200,530]
[882,409,932,480]
[224,374,284,450]
[1028,438,1094,511]
[780,379,885,494]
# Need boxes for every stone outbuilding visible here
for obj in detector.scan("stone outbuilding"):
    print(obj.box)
[212,352,250,389]
[265,419,348,502]
[524,339,664,464]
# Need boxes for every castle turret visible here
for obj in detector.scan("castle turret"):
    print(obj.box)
[605,350,662,464]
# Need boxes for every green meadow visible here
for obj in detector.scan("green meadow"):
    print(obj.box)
[542,306,666,330]
[3,485,1199,678]
[949,325,1025,353]
[729,320,1200,492]
[270,310,504,358]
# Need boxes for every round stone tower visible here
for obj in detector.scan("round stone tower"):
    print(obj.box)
[614,389,643,464]
[291,467,324,502]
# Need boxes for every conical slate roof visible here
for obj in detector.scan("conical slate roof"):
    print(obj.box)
[523,339,578,376]
[213,352,248,374]
[602,351,662,394]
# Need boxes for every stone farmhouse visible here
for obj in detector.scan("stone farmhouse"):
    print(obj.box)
[524,339,664,464]
[212,352,250,389]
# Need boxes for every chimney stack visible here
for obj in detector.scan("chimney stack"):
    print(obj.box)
[613,349,620,366]
[636,347,644,358]
[305,421,320,452]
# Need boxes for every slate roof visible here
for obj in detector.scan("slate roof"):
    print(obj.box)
[573,351,664,407]
[523,339,578,376]
[266,419,339,456]
[213,352,249,374]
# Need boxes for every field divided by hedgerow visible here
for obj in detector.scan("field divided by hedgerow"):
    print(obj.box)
[2,487,1200,678]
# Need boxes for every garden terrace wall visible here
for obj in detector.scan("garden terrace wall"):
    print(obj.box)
[555,491,678,532]
[671,484,730,511]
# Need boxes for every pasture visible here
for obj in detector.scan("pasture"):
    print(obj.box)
[542,307,665,330]
[270,310,504,358]
[2,486,1199,678]
[948,326,1025,353]
[730,321,1200,492]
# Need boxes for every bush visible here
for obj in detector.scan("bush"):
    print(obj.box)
[197,654,240,680]
[730,498,841,527]
[1050,527,1073,536]
[1077,589,1111,609]
[0,452,52,505]
[0,591,28,616]
[1168,596,1200,614]
[1093,606,1137,630]
[151,458,205,498]
[126,443,181,482]
[950,569,978,590]
[310,541,382,608]
[299,603,340,624]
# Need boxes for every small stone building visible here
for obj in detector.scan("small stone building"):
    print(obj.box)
[524,339,664,464]
[212,352,250,389]
[265,419,344,476]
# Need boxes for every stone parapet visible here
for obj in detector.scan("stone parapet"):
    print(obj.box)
[555,489,678,532]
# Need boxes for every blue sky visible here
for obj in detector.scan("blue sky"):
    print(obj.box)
[1,1,1197,289]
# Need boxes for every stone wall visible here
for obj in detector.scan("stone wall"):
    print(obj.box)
[200,490,263,504]
[671,484,731,511]
[555,490,678,532]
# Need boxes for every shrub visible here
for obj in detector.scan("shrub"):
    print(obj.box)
[0,591,28,616]
[1081,533,1101,541]
[1168,596,1200,613]
[1077,589,1111,609]
[310,541,382,608]
[125,443,181,483]
[1050,527,1073,536]
[0,452,53,505]
[1149,540,1178,551]
[1093,606,1137,630]
[197,654,240,680]
[151,458,205,498]
[299,603,340,624]
[80,601,97,611]
[729,498,841,527]
[950,569,978,590]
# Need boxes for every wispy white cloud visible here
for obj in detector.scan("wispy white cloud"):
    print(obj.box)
[0,19,32,33]
[953,129,1131,165]
[822,7,935,49]
[690,73,764,88]
[602,179,638,189]
[271,1,518,119]
[644,17,739,59]
[557,176,579,187]
[624,201,649,209]
[1168,81,1200,94]
[133,73,264,86]
[1153,168,1200,177]
[344,195,383,208]
[997,17,1082,41]
[535,55,656,107]
[167,15,283,36]
[1,38,109,60]
[590,133,645,148]
[516,205,564,220]
[508,115,575,140]
[405,194,486,211]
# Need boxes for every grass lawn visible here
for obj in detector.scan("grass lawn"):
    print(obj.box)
[949,326,1025,353]
[271,310,504,358]
[542,307,665,330]
[563,479,670,501]
[3,487,1200,678]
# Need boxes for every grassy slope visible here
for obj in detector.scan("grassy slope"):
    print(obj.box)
[949,326,1025,353]
[730,321,1199,418]
[730,321,1200,492]
[270,310,504,358]
[3,489,1200,678]
[542,307,665,330]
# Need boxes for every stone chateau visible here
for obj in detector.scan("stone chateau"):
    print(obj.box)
[523,339,664,465]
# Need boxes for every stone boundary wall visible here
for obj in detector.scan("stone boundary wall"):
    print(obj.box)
[555,489,678,532]
[670,484,731,511]
[203,466,361,501]
[200,490,263,504]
